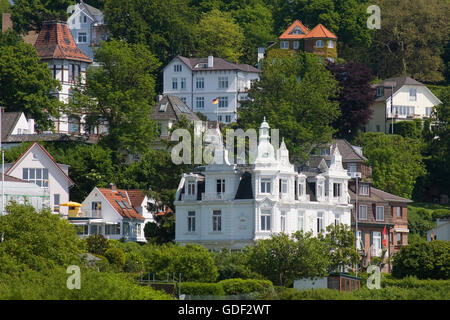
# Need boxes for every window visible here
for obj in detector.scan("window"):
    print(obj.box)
[397,233,402,245]
[123,222,129,236]
[196,77,204,89]
[328,40,334,48]
[218,115,223,122]
[172,78,178,90]
[261,179,271,194]
[333,183,341,197]
[316,40,324,48]
[180,97,187,104]
[174,64,182,72]
[216,179,225,195]
[225,115,231,123]
[195,97,204,109]
[373,231,382,251]
[426,107,433,117]
[317,212,323,233]
[280,179,288,194]
[218,97,228,108]
[78,32,87,43]
[298,182,304,196]
[54,194,60,212]
[317,183,323,197]
[409,88,417,101]
[105,224,120,235]
[347,163,357,173]
[293,41,299,49]
[376,87,384,97]
[280,211,286,232]
[188,211,196,232]
[83,15,87,23]
[376,206,384,221]
[218,77,229,89]
[180,78,186,90]
[68,116,80,134]
[298,211,304,231]
[280,41,289,49]
[396,207,402,218]
[22,168,49,187]
[261,210,271,231]
[187,181,196,195]
[335,213,340,226]
[359,185,369,196]
[393,105,415,116]
[212,210,222,232]
[359,205,367,220]
[356,231,362,250]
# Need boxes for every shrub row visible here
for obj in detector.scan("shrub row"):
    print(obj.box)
[177,278,273,297]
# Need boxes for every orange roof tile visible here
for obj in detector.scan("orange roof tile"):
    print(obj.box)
[279,20,310,40]
[34,21,92,63]
[98,188,145,220]
[304,23,337,39]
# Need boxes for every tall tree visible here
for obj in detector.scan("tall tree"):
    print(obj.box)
[11,0,73,34]
[0,31,61,131]
[354,132,426,199]
[192,9,245,63]
[238,51,340,162]
[327,61,375,139]
[69,39,161,157]
[368,0,450,83]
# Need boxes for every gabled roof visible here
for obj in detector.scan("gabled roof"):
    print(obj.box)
[97,188,145,220]
[151,95,201,122]
[34,21,92,63]
[370,187,413,203]
[126,189,147,209]
[174,56,260,73]
[1,112,22,140]
[333,139,367,162]
[80,1,103,18]
[304,23,337,39]
[373,76,439,103]
[5,142,74,186]
[279,20,310,40]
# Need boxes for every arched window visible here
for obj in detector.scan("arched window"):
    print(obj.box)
[316,40,324,48]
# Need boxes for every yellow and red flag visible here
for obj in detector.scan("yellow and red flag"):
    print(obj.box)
[212,98,219,104]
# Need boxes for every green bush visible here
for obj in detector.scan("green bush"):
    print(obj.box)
[104,247,126,268]
[270,287,356,300]
[86,234,110,256]
[432,209,450,220]
[124,252,145,273]
[392,240,450,279]
[218,278,274,297]
[178,282,225,296]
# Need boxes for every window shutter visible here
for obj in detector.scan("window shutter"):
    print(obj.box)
[370,231,373,246]
[361,231,365,248]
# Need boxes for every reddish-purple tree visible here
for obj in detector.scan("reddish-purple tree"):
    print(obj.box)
[327,62,375,139]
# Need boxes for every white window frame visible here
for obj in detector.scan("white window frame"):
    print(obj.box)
[327,40,334,48]
[187,181,196,195]
[218,97,228,108]
[280,211,286,232]
[373,231,382,251]
[188,211,196,232]
[298,211,304,231]
[78,32,87,44]
[409,88,417,101]
[260,210,271,231]
[359,184,369,196]
[293,41,299,49]
[260,178,272,194]
[333,183,341,197]
[356,230,362,250]
[359,205,367,220]
[376,206,384,221]
[180,77,186,90]
[280,41,289,49]
[22,168,49,188]
[196,97,205,109]
[216,179,225,195]
[396,207,401,218]
[218,77,229,89]
[212,210,222,232]
[174,64,182,72]
[196,77,204,89]
[317,212,323,234]
[316,40,324,48]
[225,115,231,123]
[172,78,178,90]
[396,232,402,245]
[281,179,288,194]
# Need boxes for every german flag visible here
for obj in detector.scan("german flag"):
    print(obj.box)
[212,97,219,104]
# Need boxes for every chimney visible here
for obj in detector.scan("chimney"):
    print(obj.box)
[208,55,214,68]
[27,118,35,134]
[108,183,117,190]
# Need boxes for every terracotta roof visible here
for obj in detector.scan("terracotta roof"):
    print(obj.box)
[1,112,22,140]
[126,189,146,209]
[279,20,310,40]
[175,56,260,73]
[5,142,74,186]
[98,188,145,220]
[304,23,337,39]
[34,21,92,63]
[151,95,201,122]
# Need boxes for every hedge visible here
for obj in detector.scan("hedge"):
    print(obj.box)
[218,278,273,296]
[178,282,225,296]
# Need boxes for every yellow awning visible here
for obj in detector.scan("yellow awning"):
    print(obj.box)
[60,202,82,207]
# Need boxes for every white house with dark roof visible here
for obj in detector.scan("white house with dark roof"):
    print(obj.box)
[366,76,442,133]
[174,118,353,250]
[73,185,151,242]
[4,142,74,216]
[163,55,260,123]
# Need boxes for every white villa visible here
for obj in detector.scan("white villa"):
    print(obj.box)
[163,55,260,124]
[174,118,353,250]
[70,185,153,242]
[366,76,442,133]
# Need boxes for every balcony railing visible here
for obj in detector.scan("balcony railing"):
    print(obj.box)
[76,210,102,218]
[201,193,224,201]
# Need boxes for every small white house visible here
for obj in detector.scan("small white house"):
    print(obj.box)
[427,218,450,241]
[366,76,442,133]
[163,55,260,123]
[73,185,152,242]
[4,142,74,216]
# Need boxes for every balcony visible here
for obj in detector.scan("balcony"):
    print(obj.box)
[201,193,224,201]
[181,193,197,201]
[72,210,102,219]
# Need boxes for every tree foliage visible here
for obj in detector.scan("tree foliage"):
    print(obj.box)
[354,132,426,199]
[0,31,61,130]
[321,224,359,272]
[238,52,340,162]
[85,234,110,256]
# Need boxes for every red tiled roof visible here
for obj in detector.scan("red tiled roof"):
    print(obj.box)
[304,23,337,39]
[34,21,92,63]
[126,189,146,209]
[98,188,145,220]
[5,142,74,186]
[157,206,172,217]
[279,20,310,40]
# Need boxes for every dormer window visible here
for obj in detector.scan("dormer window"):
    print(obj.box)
[333,183,341,197]
[359,184,369,196]
[290,26,304,35]
[174,64,182,72]
[376,87,384,97]
[409,88,417,101]
[216,179,225,195]
[187,181,196,195]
